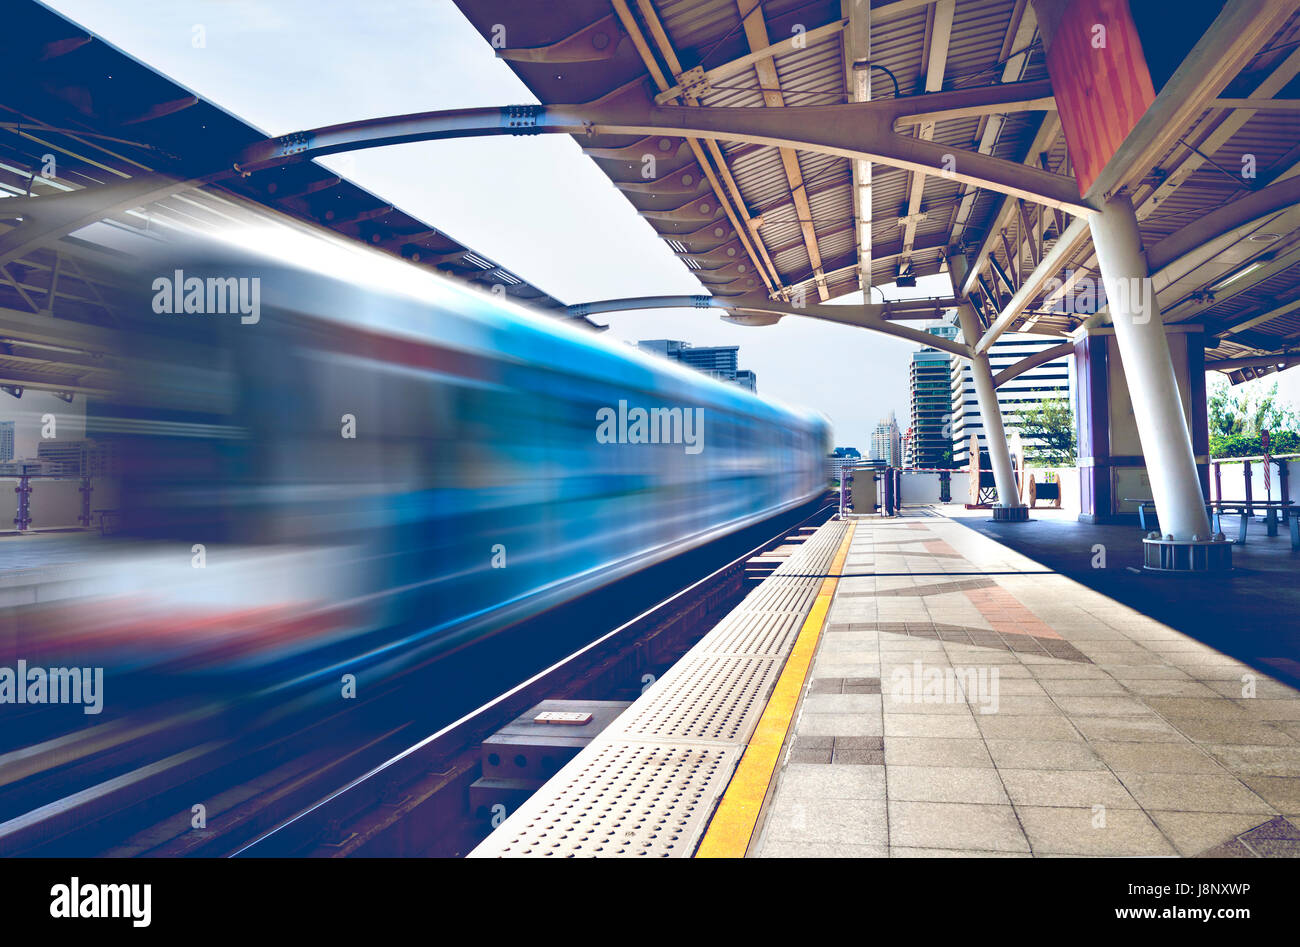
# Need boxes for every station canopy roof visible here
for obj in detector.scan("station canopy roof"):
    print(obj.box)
[454,0,1300,382]
[5,0,1300,395]
[0,0,571,399]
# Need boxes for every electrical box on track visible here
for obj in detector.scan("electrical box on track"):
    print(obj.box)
[469,699,631,822]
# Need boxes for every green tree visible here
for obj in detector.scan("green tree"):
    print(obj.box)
[1016,398,1076,467]
[1207,378,1300,457]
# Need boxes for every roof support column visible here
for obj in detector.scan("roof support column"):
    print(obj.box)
[1088,192,1211,541]
[955,301,1023,512]
[843,0,871,294]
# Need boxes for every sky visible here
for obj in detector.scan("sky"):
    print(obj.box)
[9,0,1300,458]
[28,0,932,455]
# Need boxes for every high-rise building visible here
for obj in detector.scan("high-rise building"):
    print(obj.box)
[34,439,118,478]
[36,440,83,476]
[909,343,955,468]
[870,411,903,468]
[947,320,1072,466]
[636,339,757,392]
[826,446,862,481]
[0,421,13,462]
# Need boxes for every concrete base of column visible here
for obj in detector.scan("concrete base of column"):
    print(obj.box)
[992,505,1030,522]
[1141,535,1233,572]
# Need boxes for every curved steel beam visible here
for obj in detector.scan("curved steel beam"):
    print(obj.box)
[1074,196,1300,336]
[495,13,624,64]
[1146,173,1300,273]
[6,88,1079,274]
[232,82,1089,215]
[567,295,729,318]
[564,294,972,358]
[1209,353,1300,373]
[992,340,1074,388]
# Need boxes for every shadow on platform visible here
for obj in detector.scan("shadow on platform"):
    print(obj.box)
[949,507,1300,690]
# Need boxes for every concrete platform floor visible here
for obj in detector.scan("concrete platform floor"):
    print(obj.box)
[959,505,1300,689]
[749,509,1300,858]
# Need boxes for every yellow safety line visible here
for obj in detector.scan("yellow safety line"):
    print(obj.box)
[695,521,855,858]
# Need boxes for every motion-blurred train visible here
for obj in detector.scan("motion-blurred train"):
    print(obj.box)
[6,187,830,688]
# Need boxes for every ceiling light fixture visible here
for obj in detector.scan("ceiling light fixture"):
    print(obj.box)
[1211,260,1265,290]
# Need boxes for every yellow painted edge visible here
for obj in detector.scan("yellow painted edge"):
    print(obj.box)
[695,521,855,858]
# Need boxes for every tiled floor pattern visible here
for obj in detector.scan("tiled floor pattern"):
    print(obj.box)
[750,511,1300,858]
[789,735,885,765]
[827,621,1089,662]
[843,577,995,597]
[1197,815,1300,857]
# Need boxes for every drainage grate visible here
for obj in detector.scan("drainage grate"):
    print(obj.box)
[614,654,777,743]
[469,742,739,857]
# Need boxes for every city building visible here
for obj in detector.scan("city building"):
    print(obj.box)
[34,439,118,478]
[946,318,1072,467]
[637,339,757,392]
[36,440,86,476]
[909,338,955,468]
[826,446,861,481]
[870,411,903,468]
[0,420,13,462]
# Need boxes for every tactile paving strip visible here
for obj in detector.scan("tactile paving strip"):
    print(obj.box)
[467,741,740,858]
[741,579,821,614]
[697,610,804,657]
[613,654,777,743]
[471,518,847,857]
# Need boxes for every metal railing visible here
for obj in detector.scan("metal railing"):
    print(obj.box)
[1,476,114,532]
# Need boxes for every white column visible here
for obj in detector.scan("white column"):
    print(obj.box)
[1088,193,1211,541]
[955,302,1023,508]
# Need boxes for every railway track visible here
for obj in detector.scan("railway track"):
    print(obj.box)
[0,499,832,857]
[234,500,835,858]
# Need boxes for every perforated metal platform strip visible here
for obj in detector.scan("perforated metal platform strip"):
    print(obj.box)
[469,518,846,857]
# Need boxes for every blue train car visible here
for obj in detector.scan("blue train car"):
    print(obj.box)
[18,193,830,683]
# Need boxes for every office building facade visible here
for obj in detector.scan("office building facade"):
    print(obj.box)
[34,439,118,478]
[637,339,758,392]
[826,446,861,481]
[909,348,955,468]
[870,411,903,468]
[948,329,1072,466]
